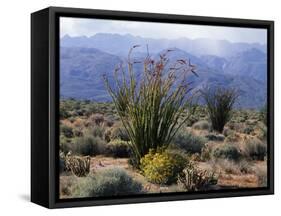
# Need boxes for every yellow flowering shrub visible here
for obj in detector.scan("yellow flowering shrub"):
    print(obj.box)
[140,149,187,185]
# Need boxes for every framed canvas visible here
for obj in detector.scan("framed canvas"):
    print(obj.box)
[31,6,274,208]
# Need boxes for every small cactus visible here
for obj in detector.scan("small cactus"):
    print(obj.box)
[177,162,218,191]
[65,152,91,177]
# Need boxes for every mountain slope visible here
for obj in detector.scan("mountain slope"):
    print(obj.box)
[224,48,267,82]
[60,47,267,109]
[60,47,123,101]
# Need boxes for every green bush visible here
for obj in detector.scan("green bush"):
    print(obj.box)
[72,135,105,156]
[72,168,143,197]
[140,149,187,185]
[201,86,238,133]
[212,144,241,161]
[172,130,206,154]
[60,124,74,138]
[244,138,267,160]
[105,139,131,158]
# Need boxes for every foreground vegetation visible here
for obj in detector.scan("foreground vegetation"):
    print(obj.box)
[59,99,267,198]
[60,48,267,198]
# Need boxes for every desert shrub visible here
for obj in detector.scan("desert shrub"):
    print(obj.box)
[105,118,114,127]
[244,138,267,160]
[109,123,130,141]
[72,135,105,156]
[201,86,238,133]
[60,135,73,154]
[213,159,253,174]
[72,168,143,197]
[254,165,267,187]
[60,105,71,119]
[104,47,197,167]
[73,128,83,137]
[227,121,241,131]
[140,149,187,185]
[200,144,213,161]
[225,131,241,143]
[212,159,238,174]
[73,118,84,128]
[177,162,218,191]
[60,158,66,173]
[205,133,225,141]
[238,160,254,174]
[172,130,206,154]
[185,115,199,127]
[60,176,77,197]
[105,139,131,158]
[255,123,267,141]
[190,153,201,161]
[104,128,112,142]
[89,113,105,126]
[260,105,267,125]
[84,125,105,138]
[60,124,73,138]
[212,144,242,161]
[192,120,210,130]
[243,126,254,135]
[222,127,234,137]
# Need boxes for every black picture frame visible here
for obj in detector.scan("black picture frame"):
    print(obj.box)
[31,6,274,209]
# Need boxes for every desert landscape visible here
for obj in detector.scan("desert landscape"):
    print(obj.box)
[59,18,268,199]
[59,98,267,198]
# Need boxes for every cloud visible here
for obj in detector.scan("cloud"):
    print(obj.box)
[60,17,267,44]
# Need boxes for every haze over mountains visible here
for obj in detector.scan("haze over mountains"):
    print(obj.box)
[60,33,267,109]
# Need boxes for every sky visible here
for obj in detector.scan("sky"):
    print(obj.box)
[60,17,267,44]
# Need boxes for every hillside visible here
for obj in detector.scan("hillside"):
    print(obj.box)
[60,46,267,109]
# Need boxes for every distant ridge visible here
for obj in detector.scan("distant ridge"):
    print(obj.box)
[60,44,267,109]
[61,33,266,58]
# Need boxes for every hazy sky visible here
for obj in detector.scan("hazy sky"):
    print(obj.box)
[60,17,267,44]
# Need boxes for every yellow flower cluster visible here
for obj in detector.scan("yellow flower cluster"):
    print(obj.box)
[140,149,187,185]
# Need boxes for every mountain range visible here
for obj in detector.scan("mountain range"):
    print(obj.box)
[61,33,266,58]
[60,34,267,109]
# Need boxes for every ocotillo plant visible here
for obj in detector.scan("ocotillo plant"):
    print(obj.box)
[201,86,238,133]
[104,46,197,167]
